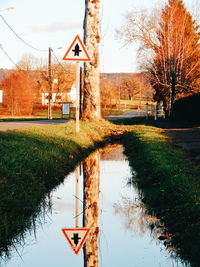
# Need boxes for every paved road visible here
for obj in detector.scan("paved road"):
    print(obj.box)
[106,110,149,120]
[165,128,200,161]
[107,111,200,162]
[2,113,199,163]
[0,110,150,131]
[0,119,68,132]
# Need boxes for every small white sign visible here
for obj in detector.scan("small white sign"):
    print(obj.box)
[62,103,70,115]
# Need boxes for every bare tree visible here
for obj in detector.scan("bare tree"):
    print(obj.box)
[17,54,76,105]
[118,0,200,118]
[17,53,40,71]
[150,0,200,117]
[100,79,118,108]
[120,77,143,100]
[82,0,101,120]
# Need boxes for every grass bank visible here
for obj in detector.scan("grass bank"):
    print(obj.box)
[0,107,126,121]
[122,125,200,267]
[1,117,200,266]
[113,116,200,129]
[0,120,115,258]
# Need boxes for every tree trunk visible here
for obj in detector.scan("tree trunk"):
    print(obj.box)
[82,0,101,120]
[169,70,176,119]
[83,151,100,267]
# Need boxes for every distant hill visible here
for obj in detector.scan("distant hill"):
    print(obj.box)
[101,72,154,98]
[0,69,154,99]
[101,72,141,83]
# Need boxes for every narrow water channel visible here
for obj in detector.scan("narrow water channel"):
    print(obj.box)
[1,144,188,267]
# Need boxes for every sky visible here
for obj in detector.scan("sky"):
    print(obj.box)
[0,0,196,73]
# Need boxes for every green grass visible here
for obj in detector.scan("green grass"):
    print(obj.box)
[112,116,200,128]
[122,125,200,267]
[0,107,131,121]
[0,109,75,121]
[1,117,200,266]
[33,109,76,119]
[0,120,114,258]
[101,108,126,117]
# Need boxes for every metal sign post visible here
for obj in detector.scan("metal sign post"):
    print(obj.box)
[75,166,79,228]
[61,163,91,255]
[76,62,80,133]
[48,47,52,120]
[63,35,91,133]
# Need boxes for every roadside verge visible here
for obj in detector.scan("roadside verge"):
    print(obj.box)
[122,125,200,267]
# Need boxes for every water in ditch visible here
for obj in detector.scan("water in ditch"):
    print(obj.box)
[1,144,188,267]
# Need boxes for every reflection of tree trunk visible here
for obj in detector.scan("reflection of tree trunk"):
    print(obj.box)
[83,151,100,267]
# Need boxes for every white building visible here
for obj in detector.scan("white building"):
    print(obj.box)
[67,82,76,102]
[41,82,76,105]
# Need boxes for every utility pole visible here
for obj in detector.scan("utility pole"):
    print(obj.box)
[75,166,79,228]
[48,47,52,120]
[80,66,83,117]
[76,62,80,132]
[62,35,90,131]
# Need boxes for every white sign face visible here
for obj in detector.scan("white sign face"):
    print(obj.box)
[0,90,3,103]
[63,35,91,62]
[62,228,90,255]
[62,103,70,115]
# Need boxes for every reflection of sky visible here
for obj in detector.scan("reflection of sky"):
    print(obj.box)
[2,146,186,267]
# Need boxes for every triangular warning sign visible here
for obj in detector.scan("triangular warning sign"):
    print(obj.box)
[62,228,90,255]
[63,35,91,62]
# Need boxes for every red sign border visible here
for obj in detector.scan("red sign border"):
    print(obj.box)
[63,35,91,62]
[62,228,90,255]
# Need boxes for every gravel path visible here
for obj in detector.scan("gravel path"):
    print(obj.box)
[165,128,200,161]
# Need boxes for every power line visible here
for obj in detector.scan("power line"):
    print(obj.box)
[0,44,21,70]
[51,49,68,73]
[0,14,47,52]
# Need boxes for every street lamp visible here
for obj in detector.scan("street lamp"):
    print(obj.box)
[0,7,15,12]
[48,46,63,120]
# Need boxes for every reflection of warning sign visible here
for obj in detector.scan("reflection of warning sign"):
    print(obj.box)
[63,35,91,62]
[62,228,90,255]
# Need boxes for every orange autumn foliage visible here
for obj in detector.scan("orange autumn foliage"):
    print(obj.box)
[118,0,200,117]
[151,0,200,116]
[1,70,36,115]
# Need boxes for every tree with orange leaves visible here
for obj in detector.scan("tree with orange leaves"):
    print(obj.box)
[1,70,36,116]
[151,0,200,117]
[118,0,200,118]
